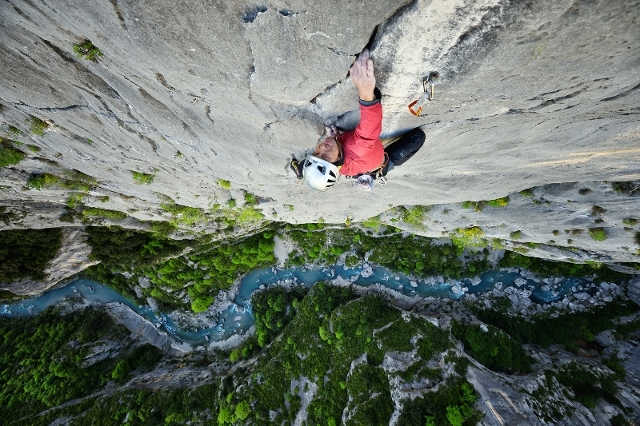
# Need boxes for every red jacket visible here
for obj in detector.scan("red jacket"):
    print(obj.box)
[337,101,384,176]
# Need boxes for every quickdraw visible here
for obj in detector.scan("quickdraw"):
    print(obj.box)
[408,72,439,116]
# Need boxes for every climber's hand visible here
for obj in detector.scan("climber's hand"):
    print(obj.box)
[324,123,338,138]
[349,49,376,102]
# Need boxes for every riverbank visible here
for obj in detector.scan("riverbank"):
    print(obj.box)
[2,259,637,357]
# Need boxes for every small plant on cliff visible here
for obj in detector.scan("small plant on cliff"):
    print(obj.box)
[217,178,231,189]
[28,116,49,136]
[510,230,522,240]
[491,238,505,249]
[66,193,85,209]
[588,227,607,241]
[132,171,155,185]
[360,215,384,232]
[461,201,483,211]
[27,173,60,190]
[236,206,264,224]
[450,227,486,249]
[611,181,640,196]
[161,203,206,227]
[73,39,103,61]
[401,205,430,229]
[463,197,509,211]
[243,192,257,205]
[488,196,509,207]
[81,207,127,220]
[0,141,25,168]
[4,125,23,140]
[27,171,94,191]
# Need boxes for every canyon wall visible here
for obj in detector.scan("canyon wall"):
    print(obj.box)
[0,0,639,261]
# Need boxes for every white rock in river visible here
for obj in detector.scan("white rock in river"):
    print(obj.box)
[361,266,374,278]
[514,278,527,287]
[574,292,590,300]
[409,281,418,288]
[494,282,503,290]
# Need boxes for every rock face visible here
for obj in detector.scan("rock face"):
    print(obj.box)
[0,2,639,250]
[104,302,191,357]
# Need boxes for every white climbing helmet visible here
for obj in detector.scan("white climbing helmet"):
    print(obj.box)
[302,155,340,191]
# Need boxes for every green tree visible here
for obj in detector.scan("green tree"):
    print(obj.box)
[235,401,250,420]
[111,360,131,381]
[446,406,464,426]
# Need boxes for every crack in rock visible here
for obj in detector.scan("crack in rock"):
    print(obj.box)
[242,5,267,23]
[278,9,305,17]
[108,0,127,30]
[600,81,640,102]
[9,101,84,113]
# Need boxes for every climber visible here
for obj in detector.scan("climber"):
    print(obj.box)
[290,48,426,191]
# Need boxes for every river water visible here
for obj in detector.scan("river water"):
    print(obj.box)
[0,264,598,347]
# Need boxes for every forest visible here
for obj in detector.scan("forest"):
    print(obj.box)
[1,281,637,425]
[0,307,162,422]
[0,224,638,425]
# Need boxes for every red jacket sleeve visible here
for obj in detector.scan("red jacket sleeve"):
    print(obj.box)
[338,101,385,176]
[351,102,382,154]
